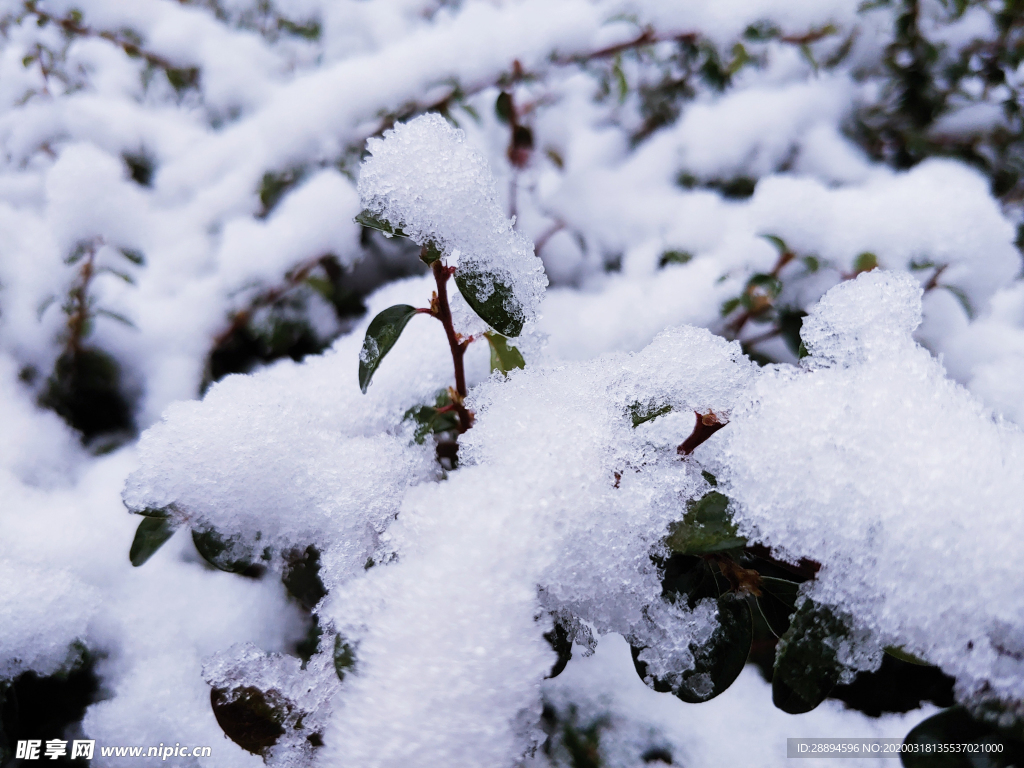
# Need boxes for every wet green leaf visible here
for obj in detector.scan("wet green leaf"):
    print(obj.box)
[130,515,178,567]
[403,390,461,443]
[632,593,751,703]
[358,305,419,393]
[354,210,408,238]
[628,400,672,428]
[666,491,747,555]
[484,331,525,375]
[192,528,261,575]
[210,686,289,755]
[772,600,848,714]
[454,265,524,337]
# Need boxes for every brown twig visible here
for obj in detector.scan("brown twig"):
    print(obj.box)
[677,411,727,456]
[428,258,474,432]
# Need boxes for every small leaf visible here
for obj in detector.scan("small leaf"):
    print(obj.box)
[632,593,751,703]
[485,331,525,375]
[628,400,672,428]
[802,255,821,273]
[454,265,524,337]
[210,686,288,755]
[192,528,261,575]
[720,297,742,317]
[658,250,693,268]
[666,491,747,555]
[354,210,408,238]
[495,91,513,124]
[130,515,178,567]
[95,308,136,328]
[884,645,930,666]
[119,247,145,265]
[772,599,848,714]
[852,251,879,274]
[420,241,442,265]
[358,305,419,393]
[334,635,357,682]
[901,706,1024,768]
[761,234,789,254]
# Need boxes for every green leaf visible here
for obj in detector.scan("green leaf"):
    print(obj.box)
[283,545,327,611]
[772,599,848,714]
[334,634,357,682]
[192,528,261,575]
[761,234,789,254]
[119,247,145,265]
[632,593,751,703]
[210,686,289,755]
[354,210,408,238]
[666,491,747,555]
[658,250,693,268]
[358,304,419,393]
[628,400,672,428]
[901,707,1024,768]
[403,390,461,443]
[130,515,178,566]
[884,645,930,666]
[720,297,742,316]
[495,91,513,124]
[485,331,525,375]
[420,241,442,265]
[454,265,524,337]
[852,251,879,274]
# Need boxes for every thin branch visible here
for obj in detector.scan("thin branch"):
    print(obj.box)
[677,411,727,456]
[429,259,473,432]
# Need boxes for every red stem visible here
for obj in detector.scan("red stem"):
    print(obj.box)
[430,260,473,432]
[677,411,727,456]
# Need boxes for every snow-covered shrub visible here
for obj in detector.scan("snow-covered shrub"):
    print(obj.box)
[2,1,1024,766]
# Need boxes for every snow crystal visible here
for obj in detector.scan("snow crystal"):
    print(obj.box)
[358,114,547,335]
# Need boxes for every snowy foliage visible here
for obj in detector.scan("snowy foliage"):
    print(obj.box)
[2,0,1024,766]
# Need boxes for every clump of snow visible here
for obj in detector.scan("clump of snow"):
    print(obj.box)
[358,114,547,334]
[723,270,1024,718]
[318,326,755,766]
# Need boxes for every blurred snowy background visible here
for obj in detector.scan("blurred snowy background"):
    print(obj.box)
[1,0,1023,766]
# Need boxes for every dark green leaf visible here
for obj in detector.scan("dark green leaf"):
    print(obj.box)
[720,297,742,316]
[772,600,848,714]
[354,210,408,238]
[802,255,821,273]
[210,686,288,755]
[334,635,357,682]
[628,400,672,428]
[495,91,513,124]
[358,304,420,393]
[666,491,747,555]
[761,236,790,253]
[632,593,751,703]
[745,273,783,297]
[484,331,525,375]
[420,241,442,265]
[403,390,461,444]
[192,528,261,575]
[701,470,718,486]
[166,66,200,92]
[282,546,327,611]
[454,265,524,337]
[129,515,178,567]
[658,250,693,268]
[901,707,1024,768]
[119,247,145,265]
